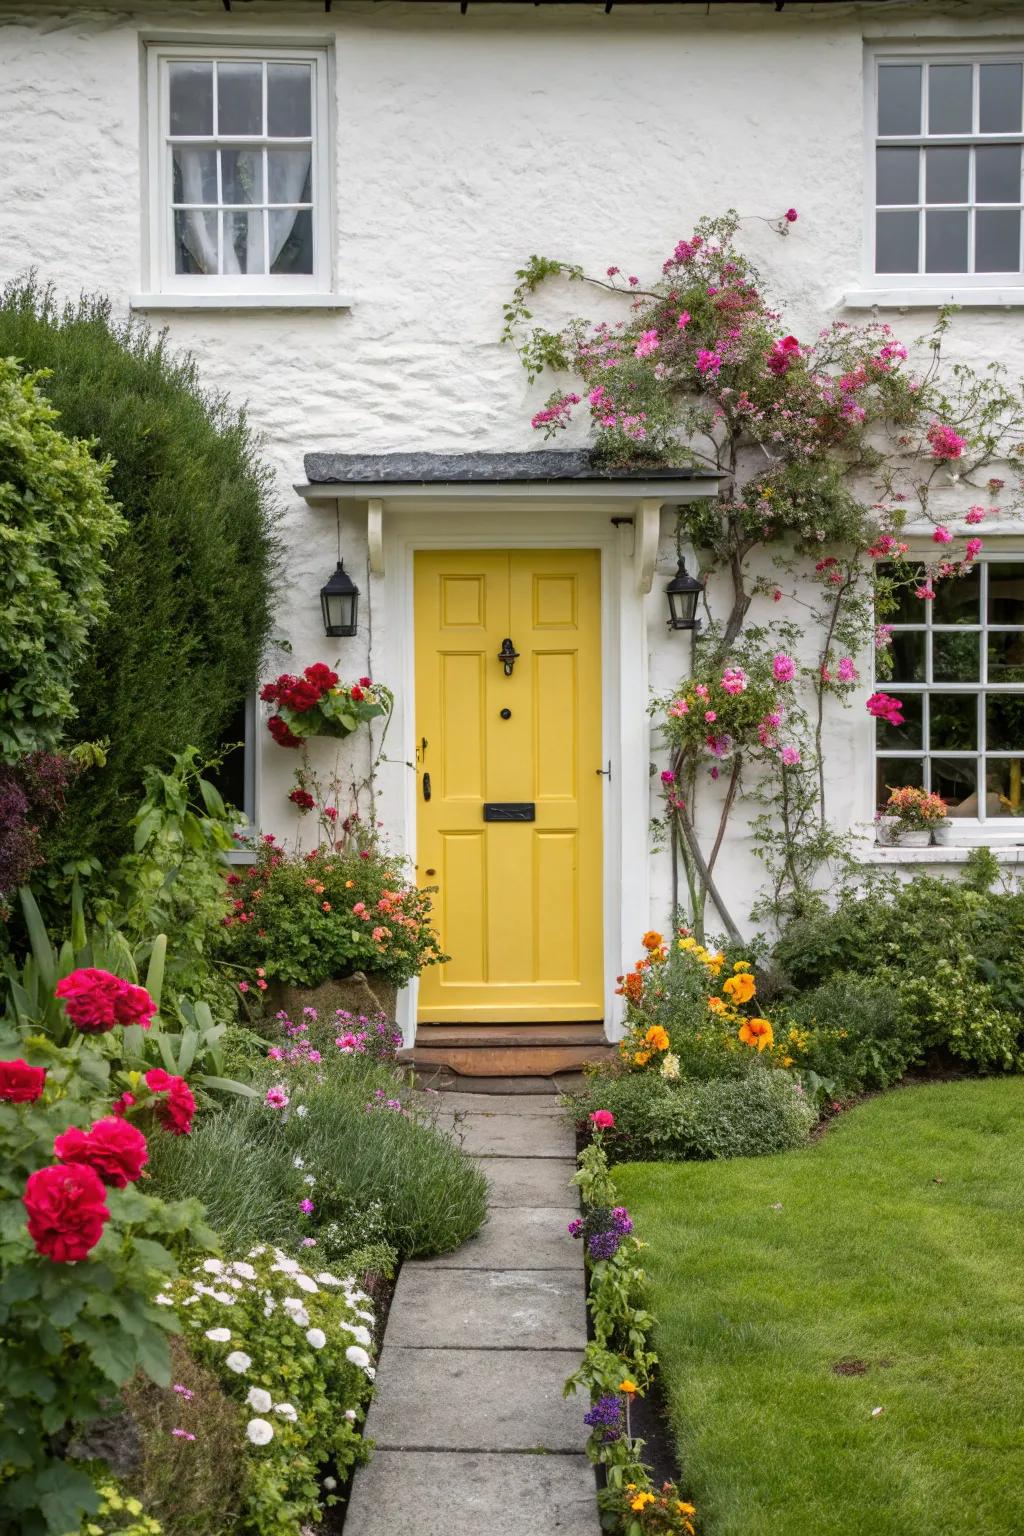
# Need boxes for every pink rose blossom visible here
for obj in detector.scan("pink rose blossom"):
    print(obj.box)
[780,746,801,766]
[965,505,985,524]
[837,657,858,683]
[965,538,983,562]
[932,526,953,544]
[772,653,796,683]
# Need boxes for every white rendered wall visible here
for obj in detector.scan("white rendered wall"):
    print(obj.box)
[1,0,1023,967]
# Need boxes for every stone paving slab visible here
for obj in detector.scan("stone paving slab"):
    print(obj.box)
[386,1266,585,1350]
[416,1205,579,1270]
[418,1090,565,1116]
[481,1155,577,1208]
[366,1346,586,1451]
[344,1450,599,1535]
[445,1112,575,1159]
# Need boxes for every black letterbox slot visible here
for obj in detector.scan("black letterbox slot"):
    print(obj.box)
[483,803,536,822]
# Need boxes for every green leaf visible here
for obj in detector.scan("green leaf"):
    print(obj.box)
[18,887,56,994]
[74,1318,138,1384]
[144,934,167,1011]
[4,1462,99,1533]
[200,1074,259,1098]
[198,775,227,820]
[133,807,162,851]
[176,1024,198,1077]
[129,1236,177,1274]
[70,877,87,954]
[135,1323,172,1386]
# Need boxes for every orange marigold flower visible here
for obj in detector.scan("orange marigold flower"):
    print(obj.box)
[633,1051,651,1067]
[630,1492,655,1511]
[738,1017,774,1051]
[722,971,756,1005]
[641,930,663,951]
[707,996,727,1014]
[618,1379,638,1395]
[644,1025,670,1052]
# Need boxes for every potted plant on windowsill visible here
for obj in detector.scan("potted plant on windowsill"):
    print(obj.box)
[876,787,948,848]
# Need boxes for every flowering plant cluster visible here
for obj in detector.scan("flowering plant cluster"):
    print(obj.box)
[171,1245,375,1536]
[564,1123,698,1535]
[260,665,391,750]
[878,785,948,832]
[0,973,215,1535]
[220,839,445,989]
[506,211,1024,935]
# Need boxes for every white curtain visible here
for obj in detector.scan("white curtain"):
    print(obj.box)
[175,149,310,275]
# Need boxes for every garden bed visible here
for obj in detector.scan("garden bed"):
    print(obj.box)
[614,1081,1024,1536]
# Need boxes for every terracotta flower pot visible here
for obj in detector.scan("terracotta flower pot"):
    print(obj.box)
[265,972,398,1024]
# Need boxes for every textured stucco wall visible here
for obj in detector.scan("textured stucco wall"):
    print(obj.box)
[1,0,1022,966]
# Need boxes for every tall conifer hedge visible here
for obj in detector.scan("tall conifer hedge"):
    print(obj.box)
[0,277,281,867]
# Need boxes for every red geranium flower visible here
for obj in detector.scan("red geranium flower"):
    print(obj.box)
[23,1162,110,1262]
[358,676,371,688]
[0,1059,46,1103]
[303,662,339,692]
[350,685,364,702]
[289,787,315,811]
[55,969,157,1034]
[54,1116,149,1188]
[267,715,302,749]
[145,1069,196,1135]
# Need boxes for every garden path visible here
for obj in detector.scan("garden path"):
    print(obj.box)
[345,1087,600,1534]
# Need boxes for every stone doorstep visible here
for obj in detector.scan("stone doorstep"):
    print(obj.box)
[344,1450,600,1536]
[414,1206,580,1271]
[442,1112,576,1159]
[481,1156,579,1209]
[384,1267,586,1352]
[365,1346,587,1453]
[415,1090,566,1116]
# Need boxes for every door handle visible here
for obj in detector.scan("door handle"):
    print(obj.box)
[422,772,431,802]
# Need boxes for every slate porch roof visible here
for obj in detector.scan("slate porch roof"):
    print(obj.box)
[302,450,715,485]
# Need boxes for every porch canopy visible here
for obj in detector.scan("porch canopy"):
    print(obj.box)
[294,450,721,593]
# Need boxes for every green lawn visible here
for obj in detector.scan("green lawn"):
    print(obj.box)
[615,1080,1024,1536]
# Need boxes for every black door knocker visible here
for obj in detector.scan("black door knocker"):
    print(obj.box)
[498,638,520,677]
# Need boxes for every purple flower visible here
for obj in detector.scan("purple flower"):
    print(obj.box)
[567,1218,584,1239]
[611,1207,634,1236]
[588,1230,621,1261]
[300,1198,315,1214]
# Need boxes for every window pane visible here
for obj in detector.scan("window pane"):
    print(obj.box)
[986,693,1024,751]
[878,563,926,624]
[876,210,919,272]
[925,146,969,204]
[980,63,1023,133]
[217,61,262,135]
[876,757,926,810]
[174,209,218,273]
[890,630,926,682]
[932,564,980,624]
[928,64,973,134]
[925,209,968,272]
[268,148,312,204]
[879,65,922,134]
[877,147,919,205]
[989,757,1024,817]
[223,209,265,274]
[267,63,312,136]
[975,145,1021,203]
[976,210,1020,272]
[988,563,1024,624]
[877,692,923,750]
[934,756,979,814]
[172,147,217,205]
[989,631,1024,682]
[221,148,263,205]
[934,631,980,682]
[270,210,314,274]
[169,61,213,135]
[931,692,978,750]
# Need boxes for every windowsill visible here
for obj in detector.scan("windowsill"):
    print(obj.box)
[226,848,258,866]
[862,845,1024,864]
[129,292,352,313]
[843,287,1024,310]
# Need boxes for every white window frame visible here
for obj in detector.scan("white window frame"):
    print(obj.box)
[874,548,1024,837]
[865,42,1024,292]
[145,42,332,297]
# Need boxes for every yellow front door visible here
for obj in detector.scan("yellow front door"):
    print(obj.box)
[414,549,604,1023]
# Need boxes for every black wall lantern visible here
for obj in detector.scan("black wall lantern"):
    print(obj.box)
[665,556,704,632]
[320,560,360,637]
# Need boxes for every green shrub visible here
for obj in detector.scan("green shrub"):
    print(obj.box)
[220,840,445,989]
[0,355,122,759]
[564,1066,816,1163]
[0,277,280,868]
[773,973,922,1094]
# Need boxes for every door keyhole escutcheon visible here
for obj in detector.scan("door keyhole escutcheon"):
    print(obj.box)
[498,638,520,676]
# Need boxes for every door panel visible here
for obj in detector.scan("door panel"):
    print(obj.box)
[415,549,603,1022]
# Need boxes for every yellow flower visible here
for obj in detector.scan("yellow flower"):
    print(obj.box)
[633,1051,651,1067]
[732,959,752,973]
[676,1501,696,1516]
[722,971,756,1005]
[644,1025,670,1052]
[739,1017,774,1051]
[782,1055,794,1067]
[707,996,727,1015]
[679,936,697,953]
[631,1492,655,1512]
[618,1379,638,1395]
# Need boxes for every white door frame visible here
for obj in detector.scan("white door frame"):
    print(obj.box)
[373,502,650,1046]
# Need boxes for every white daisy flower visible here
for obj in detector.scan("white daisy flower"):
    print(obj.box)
[205,1327,231,1343]
[294,1274,318,1294]
[315,1272,341,1287]
[202,1258,224,1275]
[248,1245,267,1258]
[274,1402,298,1421]
[246,1387,273,1413]
[246,1418,274,1446]
[356,1309,375,1323]
[345,1345,371,1370]
[213,1291,236,1306]
[181,1295,199,1306]
[225,1351,252,1374]
[272,1257,300,1275]
[340,1323,372,1348]
[228,1261,257,1281]
[305,1328,326,1349]
[153,1293,174,1306]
